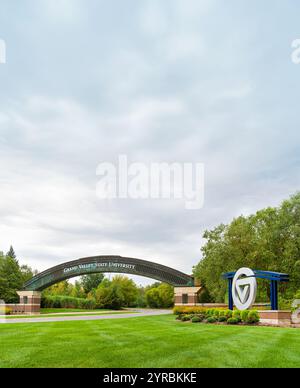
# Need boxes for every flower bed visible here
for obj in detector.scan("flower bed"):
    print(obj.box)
[174,307,260,326]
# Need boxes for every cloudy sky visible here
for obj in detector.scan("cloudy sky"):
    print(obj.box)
[0,0,299,285]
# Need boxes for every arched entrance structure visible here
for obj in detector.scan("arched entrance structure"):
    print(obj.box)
[17,256,200,314]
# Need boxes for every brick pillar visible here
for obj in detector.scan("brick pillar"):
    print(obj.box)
[17,291,41,315]
[174,287,202,306]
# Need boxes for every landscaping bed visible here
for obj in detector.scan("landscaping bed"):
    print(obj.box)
[174,307,260,326]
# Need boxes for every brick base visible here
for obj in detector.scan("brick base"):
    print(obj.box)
[258,310,291,326]
[3,303,41,315]
[0,291,42,315]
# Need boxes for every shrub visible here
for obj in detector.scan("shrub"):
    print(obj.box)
[207,317,217,324]
[241,310,250,323]
[196,314,205,322]
[191,316,202,323]
[227,317,239,325]
[224,310,233,319]
[232,310,241,322]
[173,306,183,315]
[1,307,12,315]
[173,306,227,317]
[207,309,216,317]
[41,295,97,310]
[181,314,192,322]
[247,310,260,324]
[218,315,227,322]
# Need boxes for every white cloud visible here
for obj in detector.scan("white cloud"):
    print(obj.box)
[0,0,299,284]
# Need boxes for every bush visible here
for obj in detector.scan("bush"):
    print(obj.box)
[196,314,205,322]
[207,317,217,324]
[224,310,233,319]
[227,317,239,325]
[206,309,216,317]
[0,306,12,315]
[181,314,192,322]
[241,310,250,323]
[247,310,260,324]
[41,295,96,310]
[232,310,241,322]
[191,316,202,323]
[173,306,208,315]
[177,308,260,326]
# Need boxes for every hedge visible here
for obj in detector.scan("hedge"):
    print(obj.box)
[41,295,96,310]
[173,306,227,315]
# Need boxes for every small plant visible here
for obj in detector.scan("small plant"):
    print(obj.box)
[218,315,227,322]
[181,314,192,322]
[4,307,12,315]
[241,310,250,323]
[207,317,217,324]
[191,316,202,323]
[232,310,241,322]
[247,310,260,324]
[224,310,233,319]
[173,307,183,315]
[196,314,205,322]
[227,317,239,325]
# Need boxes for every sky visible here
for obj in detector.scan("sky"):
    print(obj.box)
[0,0,300,286]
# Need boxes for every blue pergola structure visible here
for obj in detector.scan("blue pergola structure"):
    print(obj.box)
[222,270,289,311]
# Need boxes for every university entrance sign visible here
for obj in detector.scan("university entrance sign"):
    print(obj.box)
[223,268,289,311]
[23,255,194,291]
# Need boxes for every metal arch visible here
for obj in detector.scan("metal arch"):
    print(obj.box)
[23,255,194,291]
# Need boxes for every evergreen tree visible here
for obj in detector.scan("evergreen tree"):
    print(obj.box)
[0,255,23,303]
[6,246,16,260]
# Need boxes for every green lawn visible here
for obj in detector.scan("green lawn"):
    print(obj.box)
[1,315,300,368]
[3,311,131,320]
[40,308,117,314]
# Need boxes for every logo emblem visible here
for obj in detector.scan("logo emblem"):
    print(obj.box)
[232,268,257,310]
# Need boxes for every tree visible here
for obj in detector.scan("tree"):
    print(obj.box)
[6,246,16,259]
[135,286,147,307]
[80,274,104,294]
[95,281,125,310]
[43,281,73,296]
[145,283,174,308]
[93,276,140,309]
[70,280,86,298]
[0,255,23,303]
[193,192,300,303]
[110,275,138,307]
[20,265,37,284]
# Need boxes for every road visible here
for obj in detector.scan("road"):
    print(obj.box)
[0,309,171,324]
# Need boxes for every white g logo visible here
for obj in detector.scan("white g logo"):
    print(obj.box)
[232,268,257,311]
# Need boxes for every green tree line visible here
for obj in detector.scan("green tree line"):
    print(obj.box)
[193,192,300,306]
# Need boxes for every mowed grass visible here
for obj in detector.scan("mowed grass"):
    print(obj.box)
[40,308,117,314]
[4,311,131,320]
[1,315,300,368]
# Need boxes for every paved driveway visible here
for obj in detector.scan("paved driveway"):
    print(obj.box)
[0,309,171,324]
